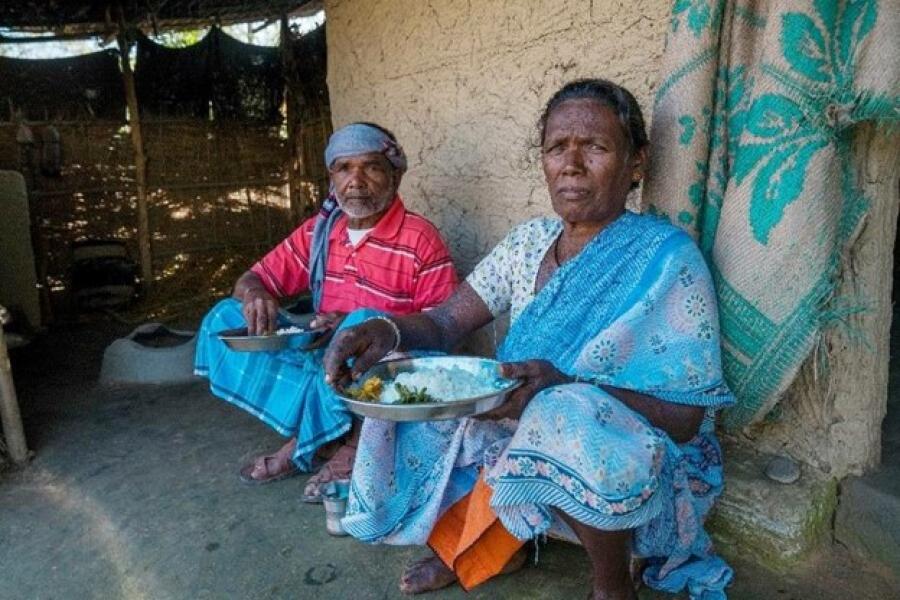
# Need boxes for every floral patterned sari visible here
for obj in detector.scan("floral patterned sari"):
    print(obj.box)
[344,212,734,599]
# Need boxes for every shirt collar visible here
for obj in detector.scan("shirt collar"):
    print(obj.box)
[331,195,406,243]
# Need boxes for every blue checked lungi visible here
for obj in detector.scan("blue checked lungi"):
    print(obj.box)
[194,299,378,470]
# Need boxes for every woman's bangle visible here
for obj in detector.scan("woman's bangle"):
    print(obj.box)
[366,315,401,353]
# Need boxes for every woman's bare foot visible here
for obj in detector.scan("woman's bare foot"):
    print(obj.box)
[399,556,457,595]
[587,572,637,600]
[628,555,644,591]
[500,547,528,575]
[587,585,637,600]
[398,547,527,594]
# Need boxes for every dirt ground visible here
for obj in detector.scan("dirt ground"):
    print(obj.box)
[1,319,898,599]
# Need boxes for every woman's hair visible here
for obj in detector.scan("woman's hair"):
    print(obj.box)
[538,78,649,153]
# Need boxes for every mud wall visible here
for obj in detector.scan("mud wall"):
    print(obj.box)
[325,0,669,272]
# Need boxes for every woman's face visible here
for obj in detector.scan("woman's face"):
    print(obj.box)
[541,99,644,225]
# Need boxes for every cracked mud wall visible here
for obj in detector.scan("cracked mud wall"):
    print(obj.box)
[325,0,669,273]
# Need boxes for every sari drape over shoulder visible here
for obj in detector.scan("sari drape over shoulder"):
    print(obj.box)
[344,212,734,599]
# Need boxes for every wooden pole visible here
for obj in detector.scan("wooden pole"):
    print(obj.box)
[0,309,28,465]
[281,15,302,225]
[116,9,153,289]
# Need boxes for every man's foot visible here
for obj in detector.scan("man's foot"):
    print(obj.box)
[239,438,299,485]
[399,556,458,595]
[313,437,344,464]
[302,443,356,503]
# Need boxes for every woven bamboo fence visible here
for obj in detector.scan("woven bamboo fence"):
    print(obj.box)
[0,117,327,322]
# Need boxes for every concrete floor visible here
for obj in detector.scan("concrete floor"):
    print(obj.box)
[1,321,898,600]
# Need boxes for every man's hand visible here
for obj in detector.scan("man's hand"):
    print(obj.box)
[475,360,571,421]
[323,318,398,388]
[242,287,279,336]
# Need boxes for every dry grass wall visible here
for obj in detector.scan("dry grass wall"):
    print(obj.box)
[0,120,297,321]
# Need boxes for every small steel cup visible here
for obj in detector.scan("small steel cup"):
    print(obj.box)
[322,479,351,536]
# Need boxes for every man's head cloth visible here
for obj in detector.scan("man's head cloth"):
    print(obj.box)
[324,123,407,173]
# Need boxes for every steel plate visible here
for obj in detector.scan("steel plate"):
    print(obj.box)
[217,322,326,352]
[338,356,522,422]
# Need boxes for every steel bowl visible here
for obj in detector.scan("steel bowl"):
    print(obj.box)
[338,355,522,422]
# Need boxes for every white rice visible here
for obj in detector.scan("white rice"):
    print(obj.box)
[381,365,498,404]
[276,326,306,335]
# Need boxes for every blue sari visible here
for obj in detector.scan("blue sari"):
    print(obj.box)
[344,212,734,599]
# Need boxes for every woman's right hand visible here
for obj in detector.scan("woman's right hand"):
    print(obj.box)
[242,287,279,335]
[323,318,398,388]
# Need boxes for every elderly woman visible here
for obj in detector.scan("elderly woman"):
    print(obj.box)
[324,79,733,600]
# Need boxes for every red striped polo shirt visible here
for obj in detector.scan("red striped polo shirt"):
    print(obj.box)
[250,196,457,315]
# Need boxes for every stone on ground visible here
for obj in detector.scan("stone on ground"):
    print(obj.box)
[708,440,837,568]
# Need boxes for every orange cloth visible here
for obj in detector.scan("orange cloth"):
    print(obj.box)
[427,476,525,591]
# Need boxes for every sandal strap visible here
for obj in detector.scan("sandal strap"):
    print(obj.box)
[249,454,292,480]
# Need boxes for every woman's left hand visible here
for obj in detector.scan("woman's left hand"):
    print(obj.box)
[474,360,571,421]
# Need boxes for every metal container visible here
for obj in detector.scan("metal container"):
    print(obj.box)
[338,356,522,422]
[217,311,326,352]
[322,479,351,536]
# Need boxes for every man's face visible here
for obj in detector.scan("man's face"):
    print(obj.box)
[329,152,399,221]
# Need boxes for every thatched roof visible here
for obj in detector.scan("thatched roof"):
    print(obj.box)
[0,1,319,34]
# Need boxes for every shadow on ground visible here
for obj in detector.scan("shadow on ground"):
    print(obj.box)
[1,320,897,599]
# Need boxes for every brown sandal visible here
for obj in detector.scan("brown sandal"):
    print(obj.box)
[302,444,356,503]
[239,454,300,485]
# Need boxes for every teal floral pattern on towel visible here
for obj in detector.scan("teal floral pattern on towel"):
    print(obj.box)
[644,0,898,428]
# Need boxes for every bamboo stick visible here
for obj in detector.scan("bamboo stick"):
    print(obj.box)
[281,15,303,225]
[117,7,153,290]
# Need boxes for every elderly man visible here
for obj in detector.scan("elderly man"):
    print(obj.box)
[195,122,457,500]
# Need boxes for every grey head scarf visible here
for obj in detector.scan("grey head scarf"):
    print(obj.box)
[308,123,408,311]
